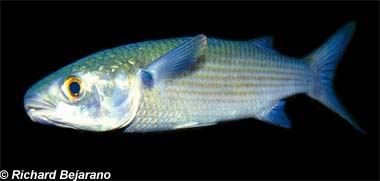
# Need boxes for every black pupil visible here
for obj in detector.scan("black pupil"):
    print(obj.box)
[69,82,80,96]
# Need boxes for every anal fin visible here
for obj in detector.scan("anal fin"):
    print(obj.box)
[260,101,291,128]
[174,121,216,130]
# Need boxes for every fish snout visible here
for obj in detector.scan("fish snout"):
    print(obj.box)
[24,93,56,122]
[24,93,55,110]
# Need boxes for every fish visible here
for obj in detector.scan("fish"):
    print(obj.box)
[24,22,365,133]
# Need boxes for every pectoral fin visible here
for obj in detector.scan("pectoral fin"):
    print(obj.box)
[140,34,207,88]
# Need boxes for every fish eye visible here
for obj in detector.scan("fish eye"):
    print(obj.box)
[69,81,80,96]
[63,76,85,101]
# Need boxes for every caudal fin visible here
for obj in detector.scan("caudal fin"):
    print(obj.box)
[306,22,365,133]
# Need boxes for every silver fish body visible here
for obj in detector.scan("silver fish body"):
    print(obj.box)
[124,38,311,132]
[24,22,364,133]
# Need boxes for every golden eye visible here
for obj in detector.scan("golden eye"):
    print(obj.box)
[63,76,84,101]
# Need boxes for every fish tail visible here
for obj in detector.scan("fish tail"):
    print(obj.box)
[306,21,365,133]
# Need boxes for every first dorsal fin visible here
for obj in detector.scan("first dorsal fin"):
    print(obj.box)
[249,36,274,50]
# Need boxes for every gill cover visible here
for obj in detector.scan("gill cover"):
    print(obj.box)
[77,70,142,131]
[53,69,140,132]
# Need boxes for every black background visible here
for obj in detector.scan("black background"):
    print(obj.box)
[1,1,379,180]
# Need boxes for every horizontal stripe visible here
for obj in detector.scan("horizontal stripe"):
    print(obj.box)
[169,68,311,89]
[160,95,259,107]
[168,79,309,88]
[161,95,256,103]
[188,72,308,82]
[163,84,309,96]
[201,61,309,74]
[205,56,305,69]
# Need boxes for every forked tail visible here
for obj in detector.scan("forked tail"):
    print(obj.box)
[306,22,365,133]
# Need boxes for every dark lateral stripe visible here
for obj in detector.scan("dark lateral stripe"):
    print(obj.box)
[202,61,309,75]
[188,73,308,83]
[170,79,310,88]
[161,84,309,104]
[162,91,260,103]
[163,83,308,96]
[163,94,256,103]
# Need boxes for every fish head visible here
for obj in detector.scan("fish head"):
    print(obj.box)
[24,53,141,132]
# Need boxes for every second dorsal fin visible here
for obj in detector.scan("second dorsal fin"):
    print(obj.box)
[249,36,275,51]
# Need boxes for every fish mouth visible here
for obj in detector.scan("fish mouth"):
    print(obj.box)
[24,95,73,128]
[24,98,55,112]
[24,93,55,111]
[24,96,56,124]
